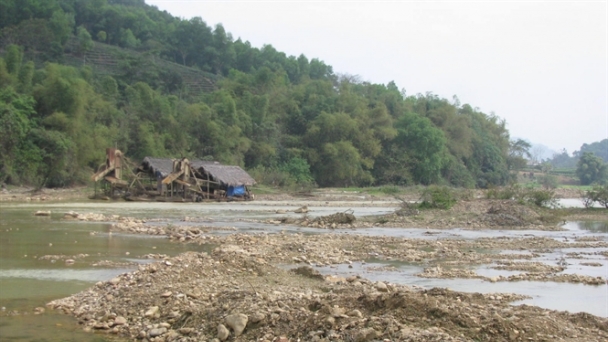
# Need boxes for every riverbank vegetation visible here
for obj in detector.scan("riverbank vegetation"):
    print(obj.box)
[0,0,514,189]
[1,0,605,192]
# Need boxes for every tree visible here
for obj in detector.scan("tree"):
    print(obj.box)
[28,128,72,188]
[76,25,93,57]
[508,138,531,170]
[578,139,608,162]
[549,149,576,168]
[576,152,607,185]
[49,10,75,46]
[530,144,549,165]
[0,87,34,183]
[392,112,447,185]
[96,30,107,42]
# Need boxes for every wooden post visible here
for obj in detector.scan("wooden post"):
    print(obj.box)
[206,172,210,199]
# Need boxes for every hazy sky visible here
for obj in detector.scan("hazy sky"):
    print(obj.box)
[146,0,607,155]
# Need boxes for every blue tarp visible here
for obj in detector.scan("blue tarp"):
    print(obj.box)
[226,185,246,197]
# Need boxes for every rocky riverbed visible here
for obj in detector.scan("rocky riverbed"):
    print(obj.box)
[4,187,606,341]
[48,249,608,342]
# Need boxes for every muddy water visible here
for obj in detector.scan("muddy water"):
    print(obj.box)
[0,201,607,341]
[0,205,208,341]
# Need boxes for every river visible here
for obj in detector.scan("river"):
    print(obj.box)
[0,200,607,341]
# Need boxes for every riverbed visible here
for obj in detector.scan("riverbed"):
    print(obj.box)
[1,200,607,341]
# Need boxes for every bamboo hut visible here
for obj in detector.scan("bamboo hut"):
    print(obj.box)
[194,164,256,200]
[91,149,256,201]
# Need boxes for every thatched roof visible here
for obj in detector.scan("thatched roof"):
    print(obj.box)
[198,164,256,186]
[141,157,218,178]
[190,160,221,169]
[141,157,174,178]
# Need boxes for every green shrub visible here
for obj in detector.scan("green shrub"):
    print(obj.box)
[418,185,457,210]
[583,185,608,208]
[486,184,522,200]
[539,174,558,189]
[486,184,557,208]
[248,166,294,188]
[523,189,558,208]
[280,157,314,184]
[379,185,400,195]
[249,159,316,191]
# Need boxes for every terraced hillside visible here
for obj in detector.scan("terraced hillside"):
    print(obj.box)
[63,39,219,95]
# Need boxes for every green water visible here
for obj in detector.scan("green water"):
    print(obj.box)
[0,205,207,341]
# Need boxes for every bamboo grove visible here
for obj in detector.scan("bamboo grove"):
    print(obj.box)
[0,0,516,188]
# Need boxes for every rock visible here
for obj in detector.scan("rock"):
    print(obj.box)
[294,205,309,213]
[290,266,324,280]
[161,291,172,298]
[348,309,363,318]
[186,291,201,299]
[144,306,160,318]
[250,312,266,323]
[63,211,79,219]
[34,210,51,216]
[225,313,248,336]
[329,306,346,318]
[354,327,379,342]
[217,324,230,341]
[324,275,346,283]
[178,328,194,335]
[376,281,389,292]
[109,277,121,285]
[93,323,110,330]
[149,327,166,337]
[113,316,127,325]
[65,259,75,265]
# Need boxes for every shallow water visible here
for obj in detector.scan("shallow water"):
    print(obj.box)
[314,260,608,317]
[1,201,607,341]
[559,198,604,208]
[0,206,208,341]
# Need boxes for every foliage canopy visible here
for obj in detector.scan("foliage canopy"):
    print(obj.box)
[1,0,516,189]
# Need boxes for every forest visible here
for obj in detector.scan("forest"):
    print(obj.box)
[0,0,520,189]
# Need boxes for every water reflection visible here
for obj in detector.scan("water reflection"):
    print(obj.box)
[563,221,608,233]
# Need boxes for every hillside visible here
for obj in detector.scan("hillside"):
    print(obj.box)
[1,0,516,189]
